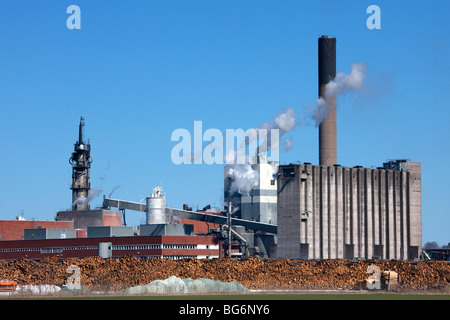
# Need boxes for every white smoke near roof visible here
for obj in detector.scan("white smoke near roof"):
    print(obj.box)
[205,207,225,214]
[205,203,240,214]
[72,189,103,206]
[226,164,259,196]
[310,62,367,127]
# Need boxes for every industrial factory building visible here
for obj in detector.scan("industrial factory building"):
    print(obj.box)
[275,36,422,260]
[276,160,422,260]
[55,117,124,229]
[0,118,226,260]
[222,156,278,257]
[0,220,74,241]
[0,36,422,262]
[0,235,220,260]
[224,156,278,225]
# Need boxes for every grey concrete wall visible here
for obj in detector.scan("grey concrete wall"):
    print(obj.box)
[277,162,422,260]
[276,166,301,259]
[87,226,134,238]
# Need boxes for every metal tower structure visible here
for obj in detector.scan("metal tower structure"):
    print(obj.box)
[69,117,93,211]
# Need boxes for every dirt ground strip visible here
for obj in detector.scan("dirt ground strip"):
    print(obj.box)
[0,257,449,292]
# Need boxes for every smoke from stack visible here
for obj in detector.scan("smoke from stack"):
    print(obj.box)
[317,35,337,166]
[226,60,367,193]
[226,164,259,196]
[225,107,299,197]
[313,35,368,166]
[257,107,300,154]
[72,188,102,207]
[311,62,367,127]
[225,36,368,196]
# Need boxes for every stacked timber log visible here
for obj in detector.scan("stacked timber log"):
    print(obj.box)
[0,257,448,291]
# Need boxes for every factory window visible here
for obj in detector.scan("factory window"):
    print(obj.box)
[163,255,196,260]
[271,180,275,185]
[0,248,40,253]
[163,244,196,250]
[112,244,161,251]
[65,246,96,251]
[282,168,295,178]
[41,248,63,254]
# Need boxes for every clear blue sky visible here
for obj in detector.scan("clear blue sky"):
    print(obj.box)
[0,1,448,246]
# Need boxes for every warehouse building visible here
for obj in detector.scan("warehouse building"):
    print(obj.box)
[274,36,422,261]
[0,235,220,260]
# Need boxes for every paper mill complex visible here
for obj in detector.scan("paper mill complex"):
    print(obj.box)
[0,36,422,261]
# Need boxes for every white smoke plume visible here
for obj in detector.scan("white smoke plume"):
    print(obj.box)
[225,107,300,161]
[205,203,241,215]
[225,107,299,196]
[283,136,294,152]
[72,189,103,206]
[311,62,367,127]
[225,63,367,197]
[205,207,225,214]
[260,107,299,136]
[257,107,300,154]
[226,164,259,196]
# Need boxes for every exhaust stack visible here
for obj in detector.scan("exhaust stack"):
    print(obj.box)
[318,35,337,166]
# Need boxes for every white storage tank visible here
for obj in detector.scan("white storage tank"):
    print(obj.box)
[98,242,112,258]
[146,187,166,224]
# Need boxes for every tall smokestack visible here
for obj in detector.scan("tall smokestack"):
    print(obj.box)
[318,35,337,166]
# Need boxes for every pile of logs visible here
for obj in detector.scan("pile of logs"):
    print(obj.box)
[0,257,448,291]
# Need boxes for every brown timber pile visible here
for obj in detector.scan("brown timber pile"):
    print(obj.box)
[0,257,449,291]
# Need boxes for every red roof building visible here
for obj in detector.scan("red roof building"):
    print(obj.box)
[0,220,74,241]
